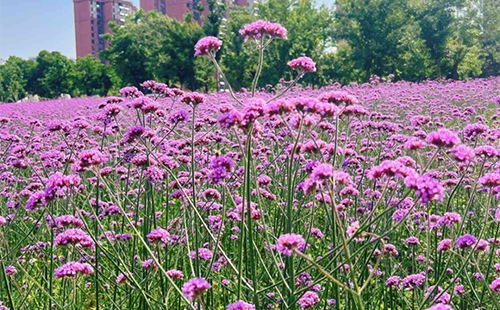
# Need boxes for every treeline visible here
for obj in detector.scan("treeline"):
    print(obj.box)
[1,0,499,102]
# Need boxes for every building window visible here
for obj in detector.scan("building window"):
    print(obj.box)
[92,39,95,44]
[91,20,94,24]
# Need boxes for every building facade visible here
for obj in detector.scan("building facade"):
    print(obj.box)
[139,0,257,21]
[73,0,136,58]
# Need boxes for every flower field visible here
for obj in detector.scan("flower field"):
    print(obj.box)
[2,21,500,310]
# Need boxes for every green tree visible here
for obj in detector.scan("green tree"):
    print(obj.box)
[409,0,466,78]
[71,55,113,96]
[202,0,228,37]
[477,0,500,77]
[220,0,332,90]
[335,0,408,81]
[101,10,153,88]
[0,56,36,102]
[30,50,74,99]
[103,10,211,90]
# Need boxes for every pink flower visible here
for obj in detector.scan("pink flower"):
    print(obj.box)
[180,92,206,106]
[288,56,316,73]
[297,291,320,309]
[147,228,171,244]
[426,128,460,148]
[182,278,211,301]
[166,269,184,279]
[239,20,287,42]
[194,36,222,57]
[54,262,94,279]
[276,233,305,256]
[226,301,256,310]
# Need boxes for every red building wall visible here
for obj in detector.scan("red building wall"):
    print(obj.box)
[73,0,136,58]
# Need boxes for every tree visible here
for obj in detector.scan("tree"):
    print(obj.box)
[409,0,466,78]
[335,0,408,81]
[103,10,211,90]
[203,0,228,37]
[220,0,333,90]
[477,0,500,77]
[71,55,113,97]
[30,51,74,99]
[0,56,36,102]
[101,10,154,88]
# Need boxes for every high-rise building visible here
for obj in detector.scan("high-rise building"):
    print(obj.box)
[73,0,137,58]
[140,0,257,22]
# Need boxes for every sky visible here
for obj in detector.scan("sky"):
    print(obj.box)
[0,0,333,60]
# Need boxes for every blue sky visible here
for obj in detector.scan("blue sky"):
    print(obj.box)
[0,0,333,60]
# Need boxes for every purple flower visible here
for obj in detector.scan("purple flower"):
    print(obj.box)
[180,92,206,106]
[54,228,95,248]
[426,128,460,148]
[437,239,452,252]
[451,144,475,163]
[194,36,222,57]
[425,304,452,310]
[5,266,17,276]
[147,228,171,244]
[226,301,256,310]
[490,277,500,292]
[189,248,213,261]
[455,234,477,249]
[318,91,359,106]
[276,233,305,256]
[385,276,401,288]
[405,173,444,204]
[437,212,461,227]
[479,171,500,187]
[402,273,426,290]
[297,291,320,309]
[288,56,316,73]
[169,109,189,124]
[166,269,184,279]
[182,278,211,301]
[239,20,287,42]
[54,261,94,279]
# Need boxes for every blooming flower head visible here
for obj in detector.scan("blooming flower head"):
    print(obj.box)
[5,266,17,276]
[120,86,143,98]
[116,272,132,284]
[181,92,206,107]
[437,239,452,252]
[404,173,444,204]
[182,278,211,301]
[239,20,287,42]
[451,144,475,163]
[495,95,500,105]
[490,277,500,292]
[54,262,94,279]
[318,91,359,106]
[455,234,477,249]
[54,228,95,248]
[297,291,320,309]
[288,56,316,73]
[479,171,500,187]
[276,233,305,256]
[402,273,426,290]
[147,227,171,244]
[166,269,184,279]
[426,128,460,148]
[226,301,256,310]
[194,36,222,57]
[425,304,453,310]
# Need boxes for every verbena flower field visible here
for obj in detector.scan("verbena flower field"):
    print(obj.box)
[2,20,500,310]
